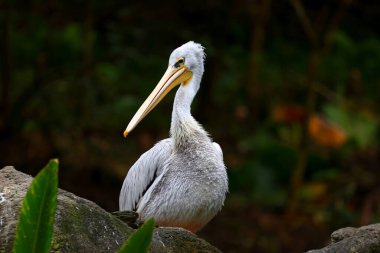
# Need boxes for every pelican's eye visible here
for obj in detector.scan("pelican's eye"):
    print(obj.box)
[174,57,185,68]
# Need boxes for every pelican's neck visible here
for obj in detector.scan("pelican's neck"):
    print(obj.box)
[170,77,207,149]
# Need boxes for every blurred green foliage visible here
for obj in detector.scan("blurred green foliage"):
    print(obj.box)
[117,218,155,253]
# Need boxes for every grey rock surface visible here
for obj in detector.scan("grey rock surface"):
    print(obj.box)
[0,166,220,253]
[306,223,380,253]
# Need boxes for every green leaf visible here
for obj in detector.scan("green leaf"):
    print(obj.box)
[117,218,155,253]
[13,159,59,253]
[323,103,378,148]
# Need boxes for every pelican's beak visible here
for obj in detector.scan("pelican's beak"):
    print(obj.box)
[124,65,192,137]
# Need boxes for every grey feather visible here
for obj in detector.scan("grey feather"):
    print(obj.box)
[119,139,172,211]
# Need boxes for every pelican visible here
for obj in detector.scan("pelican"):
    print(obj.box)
[119,41,228,233]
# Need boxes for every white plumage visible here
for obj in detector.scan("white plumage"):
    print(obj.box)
[119,41,228,232]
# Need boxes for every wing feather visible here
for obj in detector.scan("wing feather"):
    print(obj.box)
[213,142,223,159]
[119,139,172,211]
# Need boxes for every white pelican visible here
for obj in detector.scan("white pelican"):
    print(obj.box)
[119,41,228,233]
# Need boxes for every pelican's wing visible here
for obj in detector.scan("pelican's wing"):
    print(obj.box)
[119,139,172,211]
[213,142,224,159]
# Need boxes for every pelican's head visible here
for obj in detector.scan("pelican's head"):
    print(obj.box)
[169,41,205,81]
[124,41,205,137]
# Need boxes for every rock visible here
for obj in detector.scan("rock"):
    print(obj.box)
[112,210,142,228]
[306,223,380,253]
[0,166,220,253]
[331,227,358,243]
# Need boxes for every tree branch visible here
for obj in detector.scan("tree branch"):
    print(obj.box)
[289,0,318,47]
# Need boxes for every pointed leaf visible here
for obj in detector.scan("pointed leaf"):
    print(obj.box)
[13,159,59,253]
[117,218,155,253]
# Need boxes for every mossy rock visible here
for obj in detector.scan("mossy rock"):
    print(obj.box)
[0,166,220,253]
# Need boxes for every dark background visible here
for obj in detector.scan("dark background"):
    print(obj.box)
[1,0,379,252]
